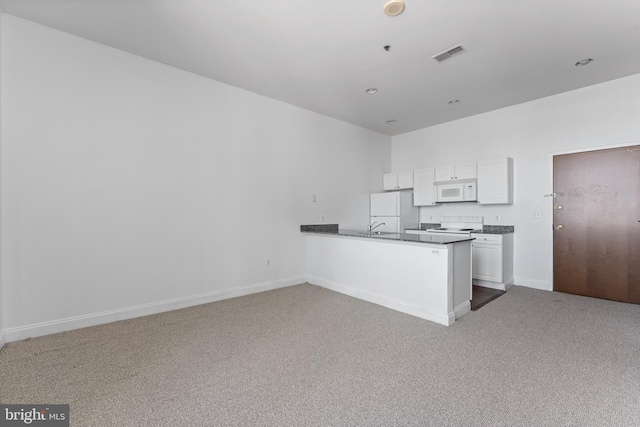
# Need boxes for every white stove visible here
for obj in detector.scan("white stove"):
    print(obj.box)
[406,216,483,236]
[428,216,484,235]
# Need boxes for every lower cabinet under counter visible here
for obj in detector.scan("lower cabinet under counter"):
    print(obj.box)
[471,233,514,291]
[304,234,472,326]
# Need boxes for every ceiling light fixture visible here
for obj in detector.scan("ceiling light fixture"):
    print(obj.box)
[448,99,461,105]
[383,0,405,17]
[365,88,378,94]
[575,58,594,66]
[386,120,397,124]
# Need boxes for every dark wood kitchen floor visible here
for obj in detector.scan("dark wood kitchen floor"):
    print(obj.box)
[471,285,505,311]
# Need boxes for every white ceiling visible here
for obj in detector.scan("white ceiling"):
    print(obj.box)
[1,0,640,136]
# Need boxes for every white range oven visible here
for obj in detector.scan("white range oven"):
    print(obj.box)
[405,216,484,236]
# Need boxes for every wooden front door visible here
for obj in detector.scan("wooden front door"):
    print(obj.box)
[553,145,640,303]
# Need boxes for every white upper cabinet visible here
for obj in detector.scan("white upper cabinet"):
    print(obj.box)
[434,165,454,182]
[435,162,477,181]
[397,171,414,189]
[413,168,438,206]
[383,173,397,191]
[477,158,513,204]
[383,171,414,190]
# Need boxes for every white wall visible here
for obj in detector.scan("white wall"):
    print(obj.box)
[0,15,390,340]
[391,73,640,290]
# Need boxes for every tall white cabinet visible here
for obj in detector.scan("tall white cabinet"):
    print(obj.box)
[477,158,513,204]
[413,168,438,206]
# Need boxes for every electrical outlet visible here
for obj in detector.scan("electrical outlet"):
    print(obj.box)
[495,215,501,222]
[532,211,542,219]
[266,259,270,266]
[312,194,316,202]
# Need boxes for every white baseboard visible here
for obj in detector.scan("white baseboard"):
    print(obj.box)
[513,277,551,291]
[473,280,505,291]
[4,276,305,343]
[453,301,470,319]
[0,330,6,351]
[308,275,454,326]
[473,277,516,291]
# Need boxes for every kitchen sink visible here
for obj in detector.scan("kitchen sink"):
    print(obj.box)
[373,234,402,239]
[354,231,397,236]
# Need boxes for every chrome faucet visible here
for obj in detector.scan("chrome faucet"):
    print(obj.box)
[368,221,386,233]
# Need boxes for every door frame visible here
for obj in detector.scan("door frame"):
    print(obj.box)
[548,139,640,291]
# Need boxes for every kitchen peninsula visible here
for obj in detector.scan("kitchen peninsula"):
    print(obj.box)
[301,225,473,326]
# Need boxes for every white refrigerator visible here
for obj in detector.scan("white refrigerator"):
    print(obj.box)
[370,192,419,233]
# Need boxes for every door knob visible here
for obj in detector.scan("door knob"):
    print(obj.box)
[556,205,563,210]
[556,224,563,230]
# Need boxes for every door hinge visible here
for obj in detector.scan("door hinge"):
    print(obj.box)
[544,193,557,198]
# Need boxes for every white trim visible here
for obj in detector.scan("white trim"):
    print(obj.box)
[514,278,551,291]
[308,275,454,326]
[473,277,514,291]
[547,139,640,291]
[473,280,505,291]
[4,276,305,343]
[0,331,6,351]
[453,301,470,319]
[549,139,640,157]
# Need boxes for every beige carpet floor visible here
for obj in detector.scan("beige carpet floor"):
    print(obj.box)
[1,283,639,426]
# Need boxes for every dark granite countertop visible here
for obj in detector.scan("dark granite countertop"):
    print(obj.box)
[300,224,339,233]
[473,225,514,234]
[405,224,514,234]
[301,225,474,245]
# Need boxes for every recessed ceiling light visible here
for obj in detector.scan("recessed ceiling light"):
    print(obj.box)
[365,88,378,94]
[383,0,405,17]
[575,58,594,66]
[386,120,397,124]
[448,99,461,105]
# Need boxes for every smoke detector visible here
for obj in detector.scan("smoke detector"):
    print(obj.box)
[384,0,405,17]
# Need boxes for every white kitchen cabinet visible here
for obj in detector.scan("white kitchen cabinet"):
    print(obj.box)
[383,171,414,190]
[435,162,477,181]
[413,168,438,206]
[477,158,513,204]
[471,233,514,291]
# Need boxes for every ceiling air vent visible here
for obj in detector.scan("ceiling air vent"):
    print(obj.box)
[432,44,467,63]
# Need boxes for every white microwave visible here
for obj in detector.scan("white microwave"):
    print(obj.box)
[436,181,477,203]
